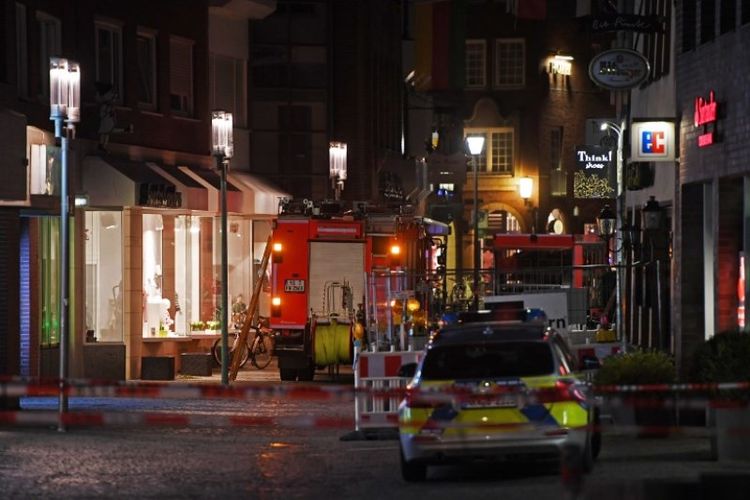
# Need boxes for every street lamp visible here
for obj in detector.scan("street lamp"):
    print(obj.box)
[466,135,485,311]
[212,110,233,385]
[49,57,80,431]
[600,120,626,348]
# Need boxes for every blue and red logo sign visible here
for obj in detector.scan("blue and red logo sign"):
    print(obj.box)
[641,130,665,154]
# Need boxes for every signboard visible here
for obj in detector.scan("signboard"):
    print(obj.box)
[694,90,718,148]
[588,14,666,34]
[630,121,676,162]
[484,291,571,333]
[588,48,650,90]
[573,145,616,199]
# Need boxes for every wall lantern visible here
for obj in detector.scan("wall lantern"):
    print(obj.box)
[519,176,534,203]
[642,195,664,231]
[597,204,616,239]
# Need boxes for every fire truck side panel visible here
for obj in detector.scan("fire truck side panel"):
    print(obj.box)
[271,220,310,329]
[308,241,366,319]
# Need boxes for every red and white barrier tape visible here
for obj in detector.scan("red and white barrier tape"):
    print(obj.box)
[0,410,354,429]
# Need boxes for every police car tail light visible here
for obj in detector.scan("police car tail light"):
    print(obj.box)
[554,379,586,403]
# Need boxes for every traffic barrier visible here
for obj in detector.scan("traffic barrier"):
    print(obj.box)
[571,342,621,365]
[353,346,423,431]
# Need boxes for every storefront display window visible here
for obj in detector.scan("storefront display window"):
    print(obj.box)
[40,217,60,345]
[84,211,124,342]
[143,213,168,336]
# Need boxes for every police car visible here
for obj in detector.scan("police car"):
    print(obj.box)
[397,319,601,481]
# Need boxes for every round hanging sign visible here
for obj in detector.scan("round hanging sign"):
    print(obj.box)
[588,48,650,90]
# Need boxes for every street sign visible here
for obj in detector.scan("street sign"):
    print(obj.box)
[588,48,650,90]
[630,121,675,162]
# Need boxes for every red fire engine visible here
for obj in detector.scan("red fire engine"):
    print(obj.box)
[269,199,449,381]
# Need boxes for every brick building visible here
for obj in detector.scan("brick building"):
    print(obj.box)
[674,1,750,370]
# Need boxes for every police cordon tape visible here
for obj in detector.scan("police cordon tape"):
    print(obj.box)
[3,376,750,404]
[2,409,749,439]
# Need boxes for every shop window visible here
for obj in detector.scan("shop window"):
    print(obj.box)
[85,211,123,342]
[39,216,76,346]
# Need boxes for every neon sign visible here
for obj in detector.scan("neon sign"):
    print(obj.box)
[694,91,717,148]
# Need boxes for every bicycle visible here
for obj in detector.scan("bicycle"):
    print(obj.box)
[212,324,274,370]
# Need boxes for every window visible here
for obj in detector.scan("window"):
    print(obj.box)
[465,40,486,88]
[720,0,735,33]
[170,37,194,115]
[85,211,123,342]
[95,21,123,103]
[421,342,554,380]
[682,0,696,52]
[211,54,246,127]
[465,128,515,175]
[494,39,524,88]
[744,0,750,23]
[37,11,61,98]
[700,0,715,44]
[136,30,157,109]
[16,3,28,96]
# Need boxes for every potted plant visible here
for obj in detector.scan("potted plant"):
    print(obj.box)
[190,321,204,333]
[206,320,221,333]
[594,349,676,437]
[689,330,750,461]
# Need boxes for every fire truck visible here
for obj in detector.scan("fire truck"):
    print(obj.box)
[485,232,610,331]
[269,199,449,381]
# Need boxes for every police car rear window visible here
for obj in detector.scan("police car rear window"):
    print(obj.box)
[421,341,554,380]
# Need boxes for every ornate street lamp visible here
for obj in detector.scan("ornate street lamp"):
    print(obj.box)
[596,204,616,243]
[466,135,485,312]
[211,110,233,385]
[49,57,80,431]
[642,196,664,231]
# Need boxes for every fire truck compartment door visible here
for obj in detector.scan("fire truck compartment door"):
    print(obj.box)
[308,241,366,317]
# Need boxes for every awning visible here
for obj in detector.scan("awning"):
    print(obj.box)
[228,171,289,216]
[146,162,208,211]
[83,156,186,208]
[178,165,243,213]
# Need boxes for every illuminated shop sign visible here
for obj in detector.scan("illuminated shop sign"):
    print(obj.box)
[694,91,718,148]
[573,145,616,199]
[630,121,675,162]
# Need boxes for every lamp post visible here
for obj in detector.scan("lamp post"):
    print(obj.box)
[49,57,80,431]
[466,135,485,311]
[600,120,626,349]
[212,110,233,385]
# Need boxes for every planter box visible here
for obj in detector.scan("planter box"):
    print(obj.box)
[180,352,213,376]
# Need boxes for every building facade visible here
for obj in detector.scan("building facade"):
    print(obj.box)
[0,0,281,381]
[248,0,405,202]
[675,0,750,371]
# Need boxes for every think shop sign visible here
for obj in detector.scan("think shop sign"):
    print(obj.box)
[573,145,616,199]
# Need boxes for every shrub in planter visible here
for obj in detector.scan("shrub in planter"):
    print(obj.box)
[594,350,676,437]
[689,330,750,460]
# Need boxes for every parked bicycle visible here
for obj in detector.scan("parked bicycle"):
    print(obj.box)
[212,321,274,370]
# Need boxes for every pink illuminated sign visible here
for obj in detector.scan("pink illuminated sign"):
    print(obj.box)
[694,91,717,148]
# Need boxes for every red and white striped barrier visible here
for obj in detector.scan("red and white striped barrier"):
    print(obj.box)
[0,410,354,430]
[353,347,423,431]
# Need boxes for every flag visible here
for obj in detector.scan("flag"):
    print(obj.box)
[414,0,466,92]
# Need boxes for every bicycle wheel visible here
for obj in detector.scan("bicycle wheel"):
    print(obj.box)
[251,333,273,369]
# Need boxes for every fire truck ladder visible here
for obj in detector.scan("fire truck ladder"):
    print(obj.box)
[229,235,272,382]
